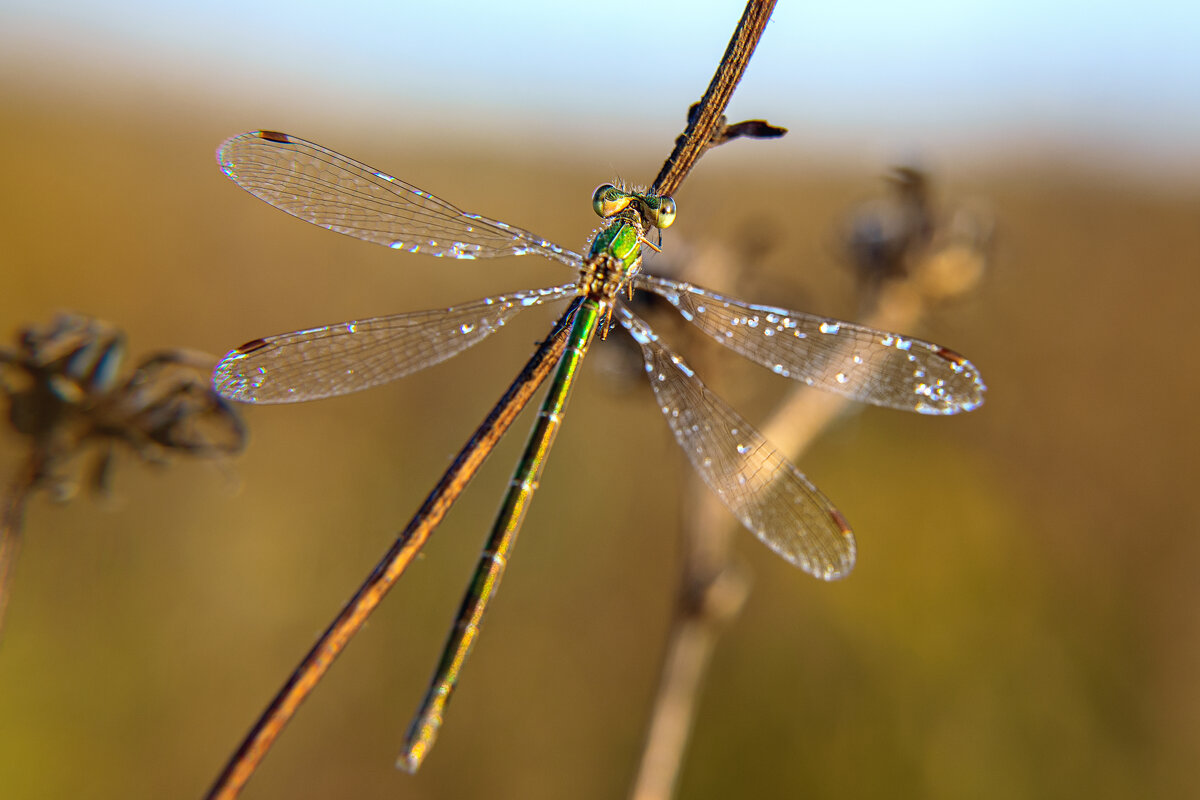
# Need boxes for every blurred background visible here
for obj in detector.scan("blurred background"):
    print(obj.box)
[1,1,1197,798]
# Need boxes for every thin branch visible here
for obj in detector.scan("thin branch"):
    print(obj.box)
[650,0,779,199]
[629,537,748,800]
[205,301,578,800]
[207,2,788,793]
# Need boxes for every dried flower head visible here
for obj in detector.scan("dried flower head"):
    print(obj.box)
[2,313,245,497]
[844,165,991,301]
[0,312,246,629]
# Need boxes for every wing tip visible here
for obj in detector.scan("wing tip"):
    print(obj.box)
[770,509,857,581]
[216,130,294,168]
[819,508,857,580]
[212,347,264,404]
[915,345,987,415]
[233,338,270,355]
[255,130,292,143]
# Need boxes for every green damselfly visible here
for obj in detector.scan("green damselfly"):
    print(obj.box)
[213,130,985,771]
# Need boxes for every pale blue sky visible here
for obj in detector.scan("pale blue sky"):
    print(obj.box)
[4,0,1198,177]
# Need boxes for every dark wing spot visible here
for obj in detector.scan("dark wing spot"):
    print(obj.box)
[932,345,968,367]
[828,508,853,535]
[235,338,269,354]
[256,130,292,143]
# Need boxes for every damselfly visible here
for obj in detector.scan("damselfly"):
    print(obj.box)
[213,130,985,770]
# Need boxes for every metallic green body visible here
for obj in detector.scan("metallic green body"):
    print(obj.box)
[402,189,661,771]
[588,219,641,268]
[401,297,606,771]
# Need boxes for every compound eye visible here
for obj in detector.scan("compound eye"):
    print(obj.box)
[641,195,677,229]
[592,184,632,218]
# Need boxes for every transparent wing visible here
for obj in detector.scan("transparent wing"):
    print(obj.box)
[635,274,985,415]
[617,307,855,580]
[214,284,577,404]
[217,131,585,269]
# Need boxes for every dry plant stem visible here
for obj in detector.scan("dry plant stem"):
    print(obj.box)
[204,304,577,800]
[632,1,785,781]
[650,0,778,199]
[630,479,749,800]
[629,279,749,800]
[0,452,41,637]
[630,277,943,800]
[211,2,777,792]
[629,4,784,795]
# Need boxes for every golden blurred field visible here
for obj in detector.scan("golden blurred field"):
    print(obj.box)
[1,76,1197,800]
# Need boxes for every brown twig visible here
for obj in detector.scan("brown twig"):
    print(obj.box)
[628,234,760,800]
[204,301,578,800]
[207,2,787,793]
[650,0,780,200]
[626,2,785,796]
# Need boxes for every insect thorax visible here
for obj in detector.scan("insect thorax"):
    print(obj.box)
[579,216,644,302]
